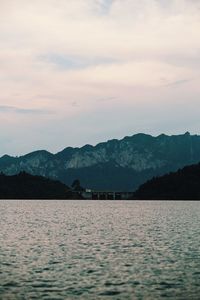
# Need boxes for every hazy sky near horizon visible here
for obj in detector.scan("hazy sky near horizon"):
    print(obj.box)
[0,0,200,156]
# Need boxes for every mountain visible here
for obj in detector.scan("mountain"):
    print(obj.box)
[133,163,200,200]
[1,132,200,191]
[0,172,73,199]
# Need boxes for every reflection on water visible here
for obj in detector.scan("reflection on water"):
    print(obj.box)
[0,200,200,299]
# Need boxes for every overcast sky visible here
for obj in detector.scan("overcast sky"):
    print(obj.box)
[0,0,200,156]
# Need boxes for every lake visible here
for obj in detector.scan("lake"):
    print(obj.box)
[0,200,200,299]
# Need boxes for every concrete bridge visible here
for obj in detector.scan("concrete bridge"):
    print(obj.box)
[81,190,133,200]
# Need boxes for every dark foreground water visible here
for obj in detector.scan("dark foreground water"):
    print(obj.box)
[0,201,200,300]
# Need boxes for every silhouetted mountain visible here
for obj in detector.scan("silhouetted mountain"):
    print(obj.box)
[1,132,200,191]
[133,163,200,200]
[0,172,73,199]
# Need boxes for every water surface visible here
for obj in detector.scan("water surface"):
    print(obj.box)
[0,200,200,299]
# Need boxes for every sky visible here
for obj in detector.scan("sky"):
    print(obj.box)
[0,0,200,156]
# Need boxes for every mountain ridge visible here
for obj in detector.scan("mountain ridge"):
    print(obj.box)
[0,132,193,159]
[1,132,200,191]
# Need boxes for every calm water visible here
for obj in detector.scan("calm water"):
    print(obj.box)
[0,201,200,300]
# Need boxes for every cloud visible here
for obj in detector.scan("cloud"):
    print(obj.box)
[0,105,51,115]
[164,78,194,87]
[96,0,114,14]
[0,0,200,155]
[97,96,117,102]
[39,53,116,70]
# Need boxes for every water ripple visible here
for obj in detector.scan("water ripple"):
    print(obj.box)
[0,200,200,299]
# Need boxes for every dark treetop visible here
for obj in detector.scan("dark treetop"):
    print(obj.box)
[133,163,200,200]
[0,172,74,199]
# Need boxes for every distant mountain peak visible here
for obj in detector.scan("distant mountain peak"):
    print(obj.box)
[184,131,190,135]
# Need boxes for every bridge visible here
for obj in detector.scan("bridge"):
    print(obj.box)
[81,190,133,200]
